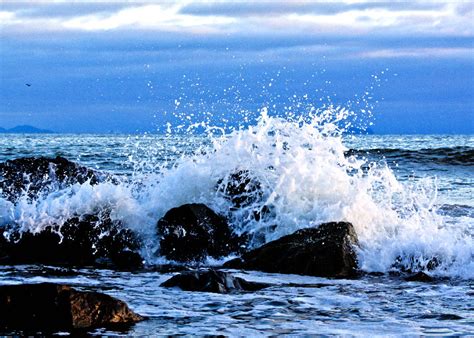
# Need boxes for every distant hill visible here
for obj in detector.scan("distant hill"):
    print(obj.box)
[0,125,54,134]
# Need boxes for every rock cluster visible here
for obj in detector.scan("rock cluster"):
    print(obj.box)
[0,158,365,334]
[0,212,142,269]
[0,157,142,269]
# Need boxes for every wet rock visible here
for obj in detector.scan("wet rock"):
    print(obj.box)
[224,222,359,278]
[0,283,144,332]
[217,170,263,209]
[157,203,242,262]
[0,156,106,202]
[392,255,440,273]
[216,169,272,228]
[0,212,143,269]
[404,272,435,282]
[160,269,270,293]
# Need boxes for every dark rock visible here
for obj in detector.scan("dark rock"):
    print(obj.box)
[217,170,273,227]
[160,269,270,293]
[157,203,242,262]
[224,222,359,278]
[404,272,435,282]
[148,264,193,274]
[392,255,440,273]
[0,212,143,269]
[365,271,385,277]
[217,170,262,209]
[0,283,144,332]
[0,156,106,202]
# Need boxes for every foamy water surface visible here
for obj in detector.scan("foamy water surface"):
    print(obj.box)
[0,110,473,334]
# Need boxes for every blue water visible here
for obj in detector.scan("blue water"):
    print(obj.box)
[0,132,473,335]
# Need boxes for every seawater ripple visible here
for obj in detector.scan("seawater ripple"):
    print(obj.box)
[346,146,474,166]
[0,266,472,336]
[0,129,473,335]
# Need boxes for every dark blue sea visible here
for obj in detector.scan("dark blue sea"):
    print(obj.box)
[0,123,473,335]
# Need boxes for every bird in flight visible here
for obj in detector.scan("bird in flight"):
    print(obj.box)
[25,83,32,87]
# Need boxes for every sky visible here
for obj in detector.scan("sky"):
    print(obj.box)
[0,1,473,134]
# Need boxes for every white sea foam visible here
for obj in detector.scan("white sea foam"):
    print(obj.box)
[1,106,472,278]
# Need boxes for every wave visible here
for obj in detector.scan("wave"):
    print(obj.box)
[1,107,473,279]
[346,146,474,166]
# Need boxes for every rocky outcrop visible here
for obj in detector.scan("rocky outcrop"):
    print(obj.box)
[224,222,359,278]
[0,156,106,202]
[0,283,144,332]
[160,269,269,293]
[0,213,143,269]
[157,203,242,262]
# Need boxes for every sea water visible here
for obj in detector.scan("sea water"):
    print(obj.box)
[0,111,473,335]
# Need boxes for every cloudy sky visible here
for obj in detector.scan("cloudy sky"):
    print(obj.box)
[0,1,473,133]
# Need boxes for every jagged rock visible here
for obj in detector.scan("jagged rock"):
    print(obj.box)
[160,269,270,293]
[0,283,144,332]
[0,156,106,202]
[0,212,143,269]
[217,170,263,209]
[157,203,242,262]
[217,170,272,224]
[224,222,359,278]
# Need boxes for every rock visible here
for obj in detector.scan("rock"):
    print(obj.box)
[157,203,242,262]
[217,170,263,209]
[0,212,143,269]
[160,269,270,293]
[217,170,272,224]
[392,255,440,273]
[0,156,105,202]
[0,283,144,332]
[404,272,435,282]
[224,222,359,278]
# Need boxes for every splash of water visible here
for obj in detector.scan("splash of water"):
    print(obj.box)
[0,101,472,278]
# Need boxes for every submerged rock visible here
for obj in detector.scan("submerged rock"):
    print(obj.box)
[160,269,269,293]
[157,203,242,262]
[404,272,435,282]
[224,222,359,278]
[0,283,144,332]
[0,156,105,202]
[0,212,143,269]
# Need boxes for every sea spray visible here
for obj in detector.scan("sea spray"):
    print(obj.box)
[138,105,472,278]
[0,106,472,278]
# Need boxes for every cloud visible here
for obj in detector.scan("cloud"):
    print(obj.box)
[180,1,446,17]
[1,1,472,38]
[0,1,472,63]
[61,4,235,32]
[356,47,474,59]
[1,3,236,34]
[0,10,15,20]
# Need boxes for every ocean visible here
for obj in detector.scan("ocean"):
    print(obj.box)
[0,112,473,335]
